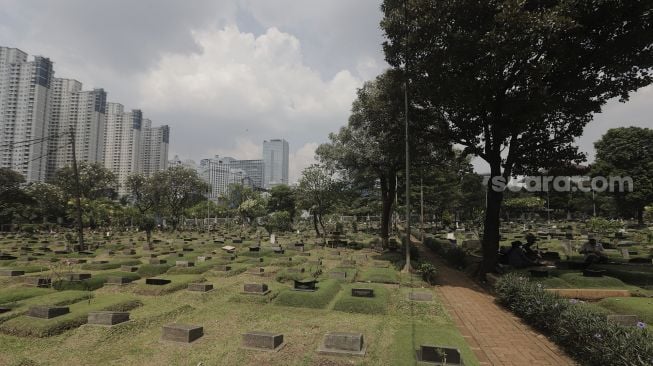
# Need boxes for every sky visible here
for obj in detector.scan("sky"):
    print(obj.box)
[1,0,650,180]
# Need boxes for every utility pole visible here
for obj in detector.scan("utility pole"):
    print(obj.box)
[420,173,424,241]
[402,0,412,273]
[69,127,84,251]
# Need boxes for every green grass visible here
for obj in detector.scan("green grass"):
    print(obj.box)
[598,297,653,324]
[80,259,141,270]
[0,287,54,305]
[132,274,205,296]
[53,272,142,291]
[359,267,400,284]
[0,290,93,323]
[274,279,341,309]
[136,264,172,277]
[1,264,49,273]
[0,294,141,337]
[332,284,388,314]
[326,267,358,283]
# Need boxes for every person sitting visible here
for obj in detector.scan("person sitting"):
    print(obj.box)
[579,238,608,265]
[507,240,538,268]
[523,233,541,261]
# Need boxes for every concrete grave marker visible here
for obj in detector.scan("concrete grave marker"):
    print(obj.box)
[28,306,69,319]
[188,283,213,292]
[417,345,463,365]
[607,314,639,327]
[243,283,270,295]
[162,324,204,343]
[88,311,130,326]
[146,278,171,285]
[351,288,374,297]
[408,291,433,301]
[317,332,366,356]
[242,331,284,352]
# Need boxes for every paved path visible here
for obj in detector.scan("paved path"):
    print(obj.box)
[415,239,576,365]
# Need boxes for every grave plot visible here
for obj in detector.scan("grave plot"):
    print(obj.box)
[358,267,400,284]
[133,275,206,296]
[316,332,367,356]
[332,284,389,315]
[0,293,141,337]
[327,267,357,282]
[274,279,341,309]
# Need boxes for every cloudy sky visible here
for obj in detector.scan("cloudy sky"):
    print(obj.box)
[1,0,650,179]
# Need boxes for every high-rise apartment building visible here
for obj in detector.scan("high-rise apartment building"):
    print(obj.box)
[140,119,169,177]
[103,103,142,194]
[222,157,264,189]
[262,139,289,188]
[47,78,106,178]
[0,47,54,182]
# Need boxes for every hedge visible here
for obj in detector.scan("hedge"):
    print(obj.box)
[495,273,653,366]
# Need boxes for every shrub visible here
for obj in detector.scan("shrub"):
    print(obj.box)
[496,273,653,366]
[416,262,437,284]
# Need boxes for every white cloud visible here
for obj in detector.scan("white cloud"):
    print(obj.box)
[289,142,319,183]
[138,25,361,169]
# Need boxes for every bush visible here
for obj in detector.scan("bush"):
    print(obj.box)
[496,273,653,366]
[416,262,437,284]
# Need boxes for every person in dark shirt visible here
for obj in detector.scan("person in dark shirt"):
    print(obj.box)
[507,240,538,268]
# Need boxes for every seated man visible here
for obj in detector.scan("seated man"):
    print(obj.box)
[579,238,608,265]
[523,233,541,261]
[507,241,538,268]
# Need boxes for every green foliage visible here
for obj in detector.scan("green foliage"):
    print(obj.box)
[586,217,623,235]
[496,274,653,366]
[148,166,210,229]
[598,298,653,325]
[263,210,292,233]
[416,262,437,284]
[52,162,117,201]
[267,185,296,219]
[238,196,267,224]
[594,127,653,223]
[0,288,54,305]
[274,279,341,309]
[332,284,388,314]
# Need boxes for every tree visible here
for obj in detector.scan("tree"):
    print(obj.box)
[238,196,267,224]
[382,0,653,275]
[125,174,161,245]
[0,168,31,224]
[23,182,66,223]
[267,185,296,220]
[226,184,257,210]
[593,127,653,225]
[296,164,339,238]
[150,166,210,230]
[318,69,438,249]
[52,162,117,200]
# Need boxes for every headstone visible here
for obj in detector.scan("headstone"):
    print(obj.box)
[408,292,433,301]
[330,271,347,280]
[28,306,69,319]
[351,288,374,297]
[582,269,605,277]
[88,311,130,326]
[243,283,270,295]
[293,279,317,292]
[529,268,549,278]
[270,234,276,244]
[0,307,11,314]
[242,331,284,352]
[92,260,109,264]
[317,332,366,356]
[182,247,194,252]
[620,248,631,260]
[272,246,284,254]
[249,246,260,252]
[123,249,135,255]
[149,259,166,264]
[197,256,212,262]
[146,278,171,286]
[215,265,231,272]
[0,269,25,276]
[340,260,356,267]
[607,314,639,327]
[62,273,92,281]
[120,265,139,272]
[417,345,463,365]
[162,324,204,343]
[188,283,213,292]
[176,261,194,267]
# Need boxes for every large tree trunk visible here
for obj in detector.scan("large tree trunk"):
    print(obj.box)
[312,211,321,237]
[480,164,504,277]
[637,207,644,225]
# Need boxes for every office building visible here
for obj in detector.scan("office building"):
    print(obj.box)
[103,103,142,194]
[199,155,244,200]
[140,119,169,177]
[262,138,289,188]
[222,157,264,189]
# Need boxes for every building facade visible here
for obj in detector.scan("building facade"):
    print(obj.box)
[140,119,169,177]
[0,47,54,182]
[103,103,142,194]
[262,138,289,188]
[199,156,245,200]
[222,157,264,189]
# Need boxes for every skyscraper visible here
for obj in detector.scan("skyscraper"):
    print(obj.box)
[199,156,244,200]
[47,78,106,178]
[140,119,169,177]
[103,103,142,194]
[0,47,54,182]
[222,157,264,189]
[262,138,289,188]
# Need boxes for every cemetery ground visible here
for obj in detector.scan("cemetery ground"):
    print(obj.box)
[0,229,479,366]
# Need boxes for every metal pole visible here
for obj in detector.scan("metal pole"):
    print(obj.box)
[69,127,84,251]
[420,173,424,241]
[402,0,412,273]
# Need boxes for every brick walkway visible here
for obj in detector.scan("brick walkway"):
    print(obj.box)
[416,241,576,365]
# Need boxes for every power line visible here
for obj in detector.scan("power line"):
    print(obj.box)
[0,132,66,151]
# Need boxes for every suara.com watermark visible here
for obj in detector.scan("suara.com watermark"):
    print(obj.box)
[482,176,634,193]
